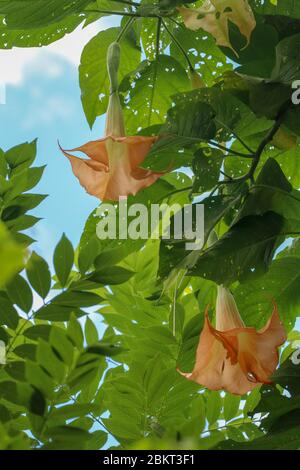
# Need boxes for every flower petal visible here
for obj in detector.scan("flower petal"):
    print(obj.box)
[65,153,110,200]
[178,304,286,395]
[236,304,287,384]
[60,136,161,201]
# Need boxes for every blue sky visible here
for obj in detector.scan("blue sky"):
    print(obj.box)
[0,20,114,264]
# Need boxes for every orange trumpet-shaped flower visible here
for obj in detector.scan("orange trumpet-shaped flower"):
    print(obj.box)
[179,286,286,395]
[60,43,161,201]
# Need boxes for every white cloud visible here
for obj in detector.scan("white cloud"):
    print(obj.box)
[0,17,113,86]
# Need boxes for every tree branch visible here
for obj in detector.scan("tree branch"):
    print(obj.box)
[217,110,287,186]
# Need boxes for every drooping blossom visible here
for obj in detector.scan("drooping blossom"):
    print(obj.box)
[178,285,286,395]
[60,42,162,201]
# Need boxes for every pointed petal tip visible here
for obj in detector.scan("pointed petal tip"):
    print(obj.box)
[176,367,192,379]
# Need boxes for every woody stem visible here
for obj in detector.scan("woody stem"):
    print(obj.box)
[219,110,287,185]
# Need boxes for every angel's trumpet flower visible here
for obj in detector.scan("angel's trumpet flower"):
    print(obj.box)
[179,285,286,395]
[60,42,162,201]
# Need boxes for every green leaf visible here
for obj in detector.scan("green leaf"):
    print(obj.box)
[78,235,101,274]
[6,215,41,232]
[35,304,85,322]
[67,314,84,349]
[87,266,135,285]
[238,158,300,233]
[206,391,222,426]
[0,296,19,329]
[86,342,125,357]
[224,394,241,422]
[252,0,300,19]
[141,136,194,172]
[5,140,36,171]
[50,327,74,367]
[272,353,300,395]
[79,26,141,128]
[217,420,300,450]
[0,222,25,288]
[53,234,74,287]
[192,148,222,193]
[26,251,51,299]
[50,403,102,421]
[0,380,45,415]
[158,194,242,281]
[36,339,67,383]
[271,33,300,84]
[85,317,99,345]
[86,430,107,450]
[23,325,52,341]
[235,255,300,330]
[4,166,46,203]
[14,344,36,361]
[0,148,7,176]
[26,361,56,398]
[120,55,190,134]
[162,101,216,141]
[223,19,278,78]
[0,0,91,29]
[189,212,284,285]
[170,22,230,86]
[52,290,102,308]
[6,274,33,313]
[43,425,91,449]
[0,15,83,48]
[102,416,142,441]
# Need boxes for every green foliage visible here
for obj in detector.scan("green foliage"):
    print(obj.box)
[1,0,300,452]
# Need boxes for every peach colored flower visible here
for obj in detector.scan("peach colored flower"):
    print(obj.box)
[178,286,286,395]
[60,134,161,201]
[60,43,161,201]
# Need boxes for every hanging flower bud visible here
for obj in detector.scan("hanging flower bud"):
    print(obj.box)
[178,286,286,395]
[60,42,162,201]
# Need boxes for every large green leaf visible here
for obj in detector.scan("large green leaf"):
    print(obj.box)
[0,14,83,48]
[0,295,19,329]
[189,212,284,285]
[235,255,300,330]
[272,353,300,396]
[120,55,190,134]
[271,33,300,84]
[238,158,300,233]
[251,0,300,19]
[170,22,231,85]
[0,0,91,29]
